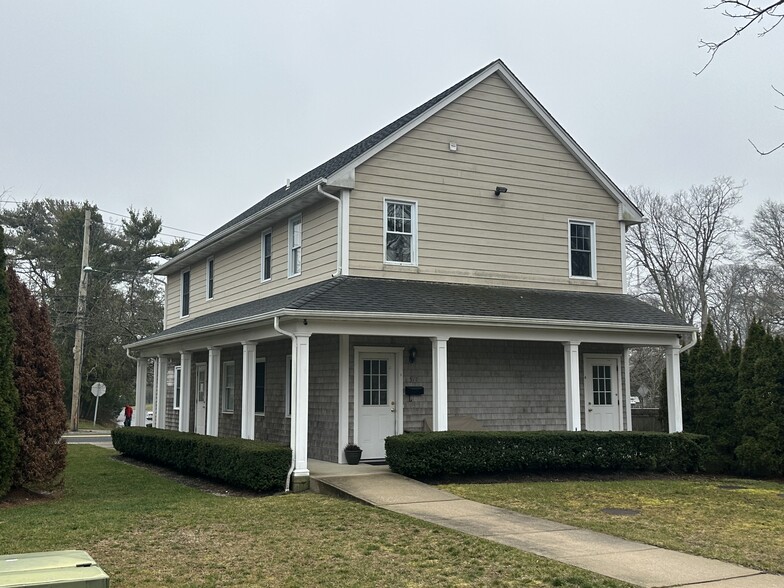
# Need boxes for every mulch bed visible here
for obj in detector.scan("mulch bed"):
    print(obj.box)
[0,487,58,509]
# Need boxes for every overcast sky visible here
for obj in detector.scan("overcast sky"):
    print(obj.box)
[1,1,782,244]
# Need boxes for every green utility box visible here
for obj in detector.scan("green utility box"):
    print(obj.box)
[0,550,109,587]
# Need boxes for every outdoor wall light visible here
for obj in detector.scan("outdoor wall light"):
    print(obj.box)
[408,346,417,364]
[494,186,508,196]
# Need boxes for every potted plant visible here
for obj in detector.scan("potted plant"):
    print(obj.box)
[344,443,362,465]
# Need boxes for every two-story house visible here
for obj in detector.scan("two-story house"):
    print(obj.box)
[126,59,695,489]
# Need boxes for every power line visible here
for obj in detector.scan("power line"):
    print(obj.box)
[96,207,205,237]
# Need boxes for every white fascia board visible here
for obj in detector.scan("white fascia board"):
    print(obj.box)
[127,306,694,353]
[154,178,327,275]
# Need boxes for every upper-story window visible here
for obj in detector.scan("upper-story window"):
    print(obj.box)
[261,229,272,282]
[288,215,302,277]
[384,199,417,265]
[569,220,596,279]
[180,269,191,317]
[206,257,214,300]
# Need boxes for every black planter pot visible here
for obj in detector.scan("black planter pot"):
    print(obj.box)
[345,448,362,465]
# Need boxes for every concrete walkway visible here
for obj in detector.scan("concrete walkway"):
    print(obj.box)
[309,461,784,588]
[63,430,114,449]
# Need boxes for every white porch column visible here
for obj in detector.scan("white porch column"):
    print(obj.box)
[134,358,147,426]
[206,347,221,437]
[179,352,192,433]
[155,355,168,429]
[431,337,449,431]
[623,347,632,431]
[337,334,349,463]
[292,334,310,478]
[241,341,257,440]
[563,341,582,431]
[665,346,683,433]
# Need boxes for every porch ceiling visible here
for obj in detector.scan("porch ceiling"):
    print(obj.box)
[127,276,692,352]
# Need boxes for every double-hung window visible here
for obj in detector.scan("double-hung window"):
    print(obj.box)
[261,229,272,282]
[569,220,595,279]
[206,258,214,300]
[384,199,417,264]
[222,361,235,413]
[173,366,182,411]
[288,215,302,277]
[180,269,191,317]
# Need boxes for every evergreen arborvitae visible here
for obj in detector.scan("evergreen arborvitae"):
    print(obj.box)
[0,229,19,497]
[728,331,742,376]
[735,320,784,476]
[692,321,738,471]
[7,268,67,489]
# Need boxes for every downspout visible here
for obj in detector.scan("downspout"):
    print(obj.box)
[317,184,342,277]
[274,315,297,493]
[680,330,698,353]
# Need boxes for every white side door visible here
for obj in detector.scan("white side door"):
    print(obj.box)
[194,363,207,435]
[357,352,397,460]
[584,357,621,431]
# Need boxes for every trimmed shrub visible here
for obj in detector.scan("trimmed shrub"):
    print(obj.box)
[112,427,291,492]
[385,431,706,479]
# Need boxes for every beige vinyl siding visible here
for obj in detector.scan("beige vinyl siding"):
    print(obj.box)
[350,73,623,292]
[163,199,338,327]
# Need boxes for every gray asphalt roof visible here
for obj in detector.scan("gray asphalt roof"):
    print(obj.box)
[133,276,689,346]
[199,62,494,244]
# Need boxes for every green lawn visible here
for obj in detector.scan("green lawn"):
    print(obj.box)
[441,475,784,574]
[0,446,631,588]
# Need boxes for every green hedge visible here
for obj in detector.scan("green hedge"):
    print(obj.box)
[385,431,707,479]
[111,427,291,492]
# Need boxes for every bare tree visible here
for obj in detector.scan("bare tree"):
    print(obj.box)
[747,199,784,271]
[699,1,784,153]
[626,178,742,332]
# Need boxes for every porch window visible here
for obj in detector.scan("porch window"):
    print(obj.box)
[288,215,302,277]
[173,366,182,410]
[384,199,417,264]
[569,220,595,279]
[255,359,266,415]
[206,257,214,300]
[285,355,292,417]
[222,361,235,413]
[261,229,272,282]
[180,269,190,317]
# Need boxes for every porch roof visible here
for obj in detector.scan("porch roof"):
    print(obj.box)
[129,277,691,349]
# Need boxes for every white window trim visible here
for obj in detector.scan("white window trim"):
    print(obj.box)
[383,198,418,266]
[261,228,272,283]
[180,268,191,318]
[285,354,292,418]
[255,357,266,416]
[205,257,214,300]
[567,219,597,281]
[173,365,182,411]
[288,214,303,278]
[222,361,235,414]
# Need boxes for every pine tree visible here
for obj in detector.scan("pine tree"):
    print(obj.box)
[0,229,19,497]
[7,268,67,489]
[692,321,738,470]
[735,321,784,476]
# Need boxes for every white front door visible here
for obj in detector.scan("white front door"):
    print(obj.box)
[584,357,621,431]
[194,363,207,435]
[357,352,397,460]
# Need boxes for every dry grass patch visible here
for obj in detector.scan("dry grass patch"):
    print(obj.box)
[0,446,631,587]
[441,475,784,574]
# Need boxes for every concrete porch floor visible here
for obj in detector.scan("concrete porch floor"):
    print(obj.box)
[308,458,390,478]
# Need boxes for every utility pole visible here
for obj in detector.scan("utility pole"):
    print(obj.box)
[70,209,91,432]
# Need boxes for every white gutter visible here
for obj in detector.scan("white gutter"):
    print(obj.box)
[316,184,342,277]
[679,330,698,352]
[155,178,327,275]
[273,316,297,493]
[125,306,696,351]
